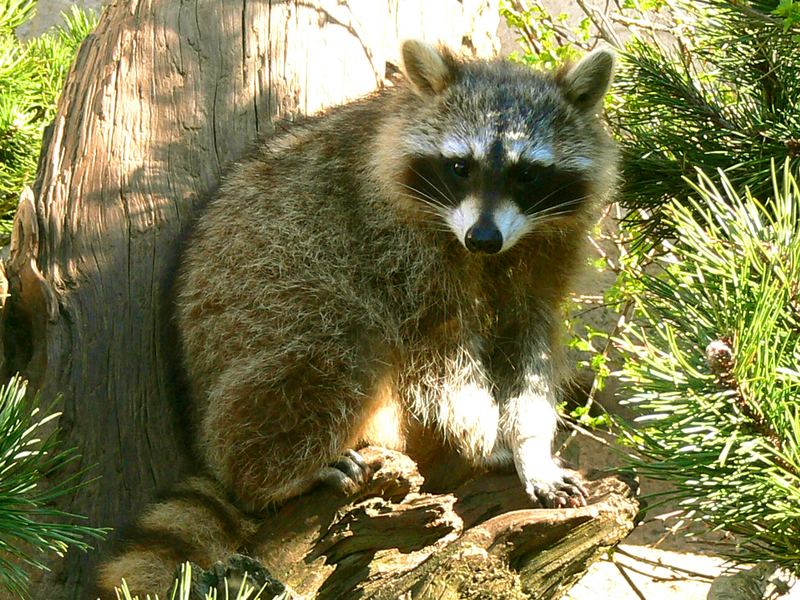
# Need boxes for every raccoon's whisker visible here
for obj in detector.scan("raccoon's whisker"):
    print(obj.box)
[532,212,573,223]
[396,192,455,232]
[397,195,460,234]
[526,194,590,218]
[397,189,450,216]
[398,187,444,208]
[520,196,593,238]
[417,210,453,229]
[527,209,584,228]
[431,169,457,204]
[408,165,456,206]
[524,185,573,214]
[397,183,450,210]
[540,194,592,214]
[535,200,586,217]
[525,183,585,215]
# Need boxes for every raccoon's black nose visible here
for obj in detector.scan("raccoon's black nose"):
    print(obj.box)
[465,223,503,254]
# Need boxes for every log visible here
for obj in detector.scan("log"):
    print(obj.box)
[186,447,639,600]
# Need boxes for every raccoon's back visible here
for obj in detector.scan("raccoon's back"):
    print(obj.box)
[172,95,445,418]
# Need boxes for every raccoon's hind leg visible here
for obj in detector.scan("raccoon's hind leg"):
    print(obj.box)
[199,352,383,512]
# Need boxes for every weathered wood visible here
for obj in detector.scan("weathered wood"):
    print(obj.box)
[0,2,499,598]
[187,447,639,600]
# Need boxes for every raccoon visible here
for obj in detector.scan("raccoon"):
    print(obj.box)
[96,40,617,597]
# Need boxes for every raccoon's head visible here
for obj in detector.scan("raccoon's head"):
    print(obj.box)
[393,40,616,255]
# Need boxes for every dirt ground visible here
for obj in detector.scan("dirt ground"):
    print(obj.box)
[558,428,735,600]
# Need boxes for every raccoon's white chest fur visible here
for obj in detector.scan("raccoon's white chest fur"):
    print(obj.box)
[405,347,499,460]
[397,293,504,462]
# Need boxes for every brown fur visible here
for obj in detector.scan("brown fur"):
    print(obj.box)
[96,41,617,598]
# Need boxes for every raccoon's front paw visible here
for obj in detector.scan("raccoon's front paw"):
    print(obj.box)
[525,468,588,509]
[318,449,373,496]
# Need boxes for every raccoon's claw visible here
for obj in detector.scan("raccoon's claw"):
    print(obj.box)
[343,448,370,474]
[528,471,588,509]
[319,449,373,496]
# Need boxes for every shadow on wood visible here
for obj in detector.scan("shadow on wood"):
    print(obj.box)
[189,447,639,600]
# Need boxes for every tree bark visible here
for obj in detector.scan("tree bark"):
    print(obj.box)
[187,447,639,600]
[0,1,639,598]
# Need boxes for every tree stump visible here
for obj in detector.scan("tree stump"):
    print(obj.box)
[0,1,639,598]
[186,447,638,600]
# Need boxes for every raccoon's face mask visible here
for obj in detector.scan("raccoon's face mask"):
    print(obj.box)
[399,40,615,255]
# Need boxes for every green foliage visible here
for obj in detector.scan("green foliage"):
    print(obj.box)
[500,0,590,70]
[616,164,800,571]
[0,375,106,598]
[614,0,800,237]
[114,563,274,600]
[503,0,800,572]
[0,0,97,230]
[773,0,800,32]
[567,403,612,430]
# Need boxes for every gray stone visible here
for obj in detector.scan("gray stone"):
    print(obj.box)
[16,0,105,40]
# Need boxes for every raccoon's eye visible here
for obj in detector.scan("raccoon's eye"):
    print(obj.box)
[521,164,551,186]
[451,160,470,178]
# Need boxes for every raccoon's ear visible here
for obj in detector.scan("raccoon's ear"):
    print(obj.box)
[401,40,457,96]
[558,48,615,112]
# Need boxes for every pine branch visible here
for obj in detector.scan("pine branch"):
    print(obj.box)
[0,376,107,598]
[616,164,800,573]
[705,337,796,475]
[610,0,800,236]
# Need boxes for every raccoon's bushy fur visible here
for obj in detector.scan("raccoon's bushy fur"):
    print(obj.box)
[97,40,617,597]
